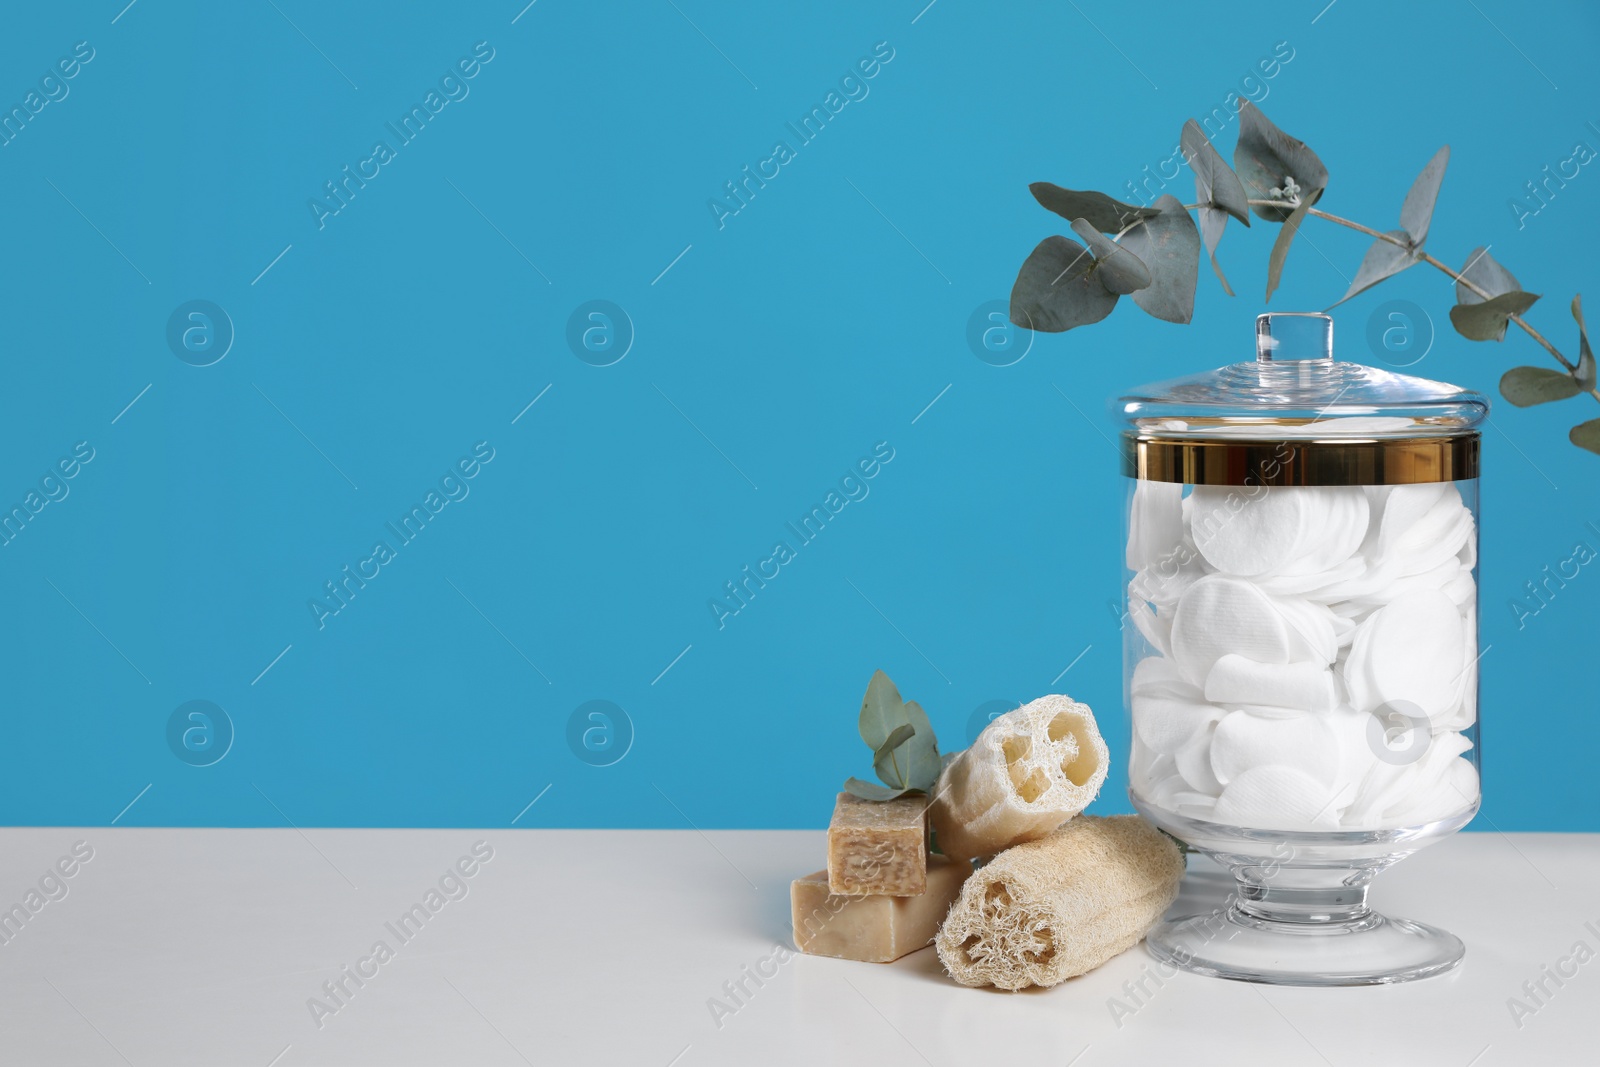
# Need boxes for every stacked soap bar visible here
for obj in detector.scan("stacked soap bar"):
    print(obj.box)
[791,793,966,962]
[827,792,929,895]
[1125,480,1479,832]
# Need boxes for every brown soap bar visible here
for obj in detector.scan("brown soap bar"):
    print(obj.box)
[792,855,968,963]
[827,792,929,895]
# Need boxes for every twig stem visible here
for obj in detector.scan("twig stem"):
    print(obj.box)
[1221,197,1598,403]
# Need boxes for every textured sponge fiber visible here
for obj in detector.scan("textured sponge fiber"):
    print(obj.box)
[936,815,1184,990]
[930,694,1110,862]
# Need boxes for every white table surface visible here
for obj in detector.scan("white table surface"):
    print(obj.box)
[0,827,1593,1066]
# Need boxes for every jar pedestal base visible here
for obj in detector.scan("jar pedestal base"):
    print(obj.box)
[1130,792,1476,986]
[1146,905,1464,986]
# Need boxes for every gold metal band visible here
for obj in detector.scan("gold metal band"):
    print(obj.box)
[1125,434,1479,486]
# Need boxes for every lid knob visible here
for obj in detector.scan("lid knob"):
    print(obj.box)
[1256,312,1333,363]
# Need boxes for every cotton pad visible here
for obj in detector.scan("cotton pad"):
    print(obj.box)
[1189,486,1366,578]
[1442,568,1476,609]
[1367,557,1467,604]
[1264,595,1340,664]
[1189,485,1313,576]
[1343,589,1465,719]
[1376,484,1471,575]
[1284,487,1370,576]
[1378,733,1475,825]
[1170,576,1335,685]
[1373,482,1449,557]
[1212,766,1340,830]
[1386,505,1474,578]
[1343,718,1473,828]
[1383,757,1478,826]
[1127,479,1186,571]
[1439,611,1479,732]
[1322,707,1379,810]
[1131,655,1195,697]
[1170,792,1219,819]
[1342,755,1417,827]
[1174,722,1224,794]
[1209,709,1341,787]
[1217,702,1314,720]
[1205,654,1338,712]
[1254,555,1367,599]
[1129,748,1177,798]
[1132,690,1221,755]
[1128,550,1210,612]
[1127,597,1171,658]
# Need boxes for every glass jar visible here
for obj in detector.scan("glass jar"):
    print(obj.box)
[1118,312,1485,985]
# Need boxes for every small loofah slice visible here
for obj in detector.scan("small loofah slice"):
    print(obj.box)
[929,695,1108,862]
[936,815,1183,990]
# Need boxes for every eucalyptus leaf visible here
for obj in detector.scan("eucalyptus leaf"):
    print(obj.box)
[1118,194,1201,323]
[1265,188,1320,303]
[845,670,943,802]
[1009,235,1119,332]
[1068,218,1153,294]
[1500,365,1582,407]
[1182,119,1251,225]
[1571,418,1600,455]
[1234,102,1329,222]
[872,722,918,789]
[1330,232,1417,308]
[1449,290,1541,342]
[875,723,916,754]
[843,777,915,801]
[1197,206,1235,296]
[1573,295,1595,390]
[857,669,909,751]
[1455,247,1521,304]
[1029,183,1159,232]
[1181,118,1248,296]
[899,701,943,792]
[1399,146,1449,246]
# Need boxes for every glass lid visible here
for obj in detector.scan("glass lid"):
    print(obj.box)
[1119,313,1489,440]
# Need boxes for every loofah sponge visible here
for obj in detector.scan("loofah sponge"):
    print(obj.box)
[935,815,1184,990]
[929,694,1109,861]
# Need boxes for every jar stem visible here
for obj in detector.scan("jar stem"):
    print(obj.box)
[1231,864,1376,926]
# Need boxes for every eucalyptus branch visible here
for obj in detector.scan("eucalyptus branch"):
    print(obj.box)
[1011,102,1600,454]
[1242,197,1597,402]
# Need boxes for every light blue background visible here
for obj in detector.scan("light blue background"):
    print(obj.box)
[0,1,1594,830]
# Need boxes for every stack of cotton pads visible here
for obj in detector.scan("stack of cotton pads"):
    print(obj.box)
[1125,479,1479,831]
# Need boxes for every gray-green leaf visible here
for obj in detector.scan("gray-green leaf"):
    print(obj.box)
[1331,232,1417,307]
[1234,102,1329,222]
[1010,235,1119,332]
[843,776,915,801]
[1182,119,1251,225]
[1573,295,1595,390]
[1450,291,1541,342]
[1119,194,1201,324]
[1029,184,1159,232]
[1571,418,1600,455]
[900,701,942,792]
[1184,120,1246,297]
[1197,206,1234,296]
[1069,218,1153,294]
[857,669,908,751]
[1500,366,1582,407]
[1455,247,1521,304]
[1265,188,1320,303]
[872,723,917,788]
[1399,146,1449,246]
